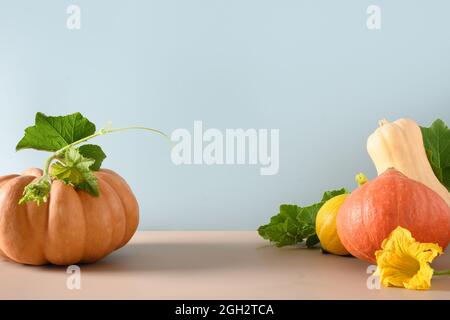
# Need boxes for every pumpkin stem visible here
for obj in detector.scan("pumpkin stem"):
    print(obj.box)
[434,269,450,276]
[43,154,58,177]
[42,126,171,175]
[355,173,369,186]
[101,126,173,146]
[378,119,390,127]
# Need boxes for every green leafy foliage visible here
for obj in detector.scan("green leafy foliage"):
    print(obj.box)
[15,112,110,204]
[258,188,347,247]
[421,119,450,191]
[16,112,96,152]
[51,147,100,196]
[78,144,106,171]
[16,112,166,205]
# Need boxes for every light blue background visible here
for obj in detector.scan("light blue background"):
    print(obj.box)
[0,1,449,230]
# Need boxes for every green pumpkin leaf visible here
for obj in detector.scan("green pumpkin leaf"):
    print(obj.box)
[16,112,96,152]
[258,188,347,247]
[421,119,450,192]
[78,144,106,171]
[306,234,320,248]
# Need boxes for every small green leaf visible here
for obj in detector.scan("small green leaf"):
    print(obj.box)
[51,147,99,196]
[306,234,320,248]
[78,144,106,171]
[78,177,101,196]
[284,216,299,236]
[16,112,96,152]
[279,204,299,220]
[297,203,322,227]
[421,119,450,192]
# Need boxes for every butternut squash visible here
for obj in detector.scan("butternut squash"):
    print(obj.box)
[367,118,450,207]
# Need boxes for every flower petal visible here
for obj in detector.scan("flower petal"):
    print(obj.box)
[404,262,434,290]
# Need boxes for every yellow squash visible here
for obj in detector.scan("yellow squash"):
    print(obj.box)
[367,118,450,207]
[316,194,350,256]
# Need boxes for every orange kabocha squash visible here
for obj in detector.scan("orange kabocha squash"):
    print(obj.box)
[336,169,450,263]
[0,168,139,266]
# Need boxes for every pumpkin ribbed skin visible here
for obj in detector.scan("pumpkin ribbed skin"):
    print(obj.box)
[336,169,450,263]
[0,168,139,265]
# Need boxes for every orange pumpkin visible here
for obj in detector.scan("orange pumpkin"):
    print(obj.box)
[0,168,139,265]
[336,169,450,263]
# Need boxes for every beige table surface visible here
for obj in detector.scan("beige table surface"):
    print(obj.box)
[0,231,449,300]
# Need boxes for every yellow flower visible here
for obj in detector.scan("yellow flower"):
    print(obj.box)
[375,226,443,290]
